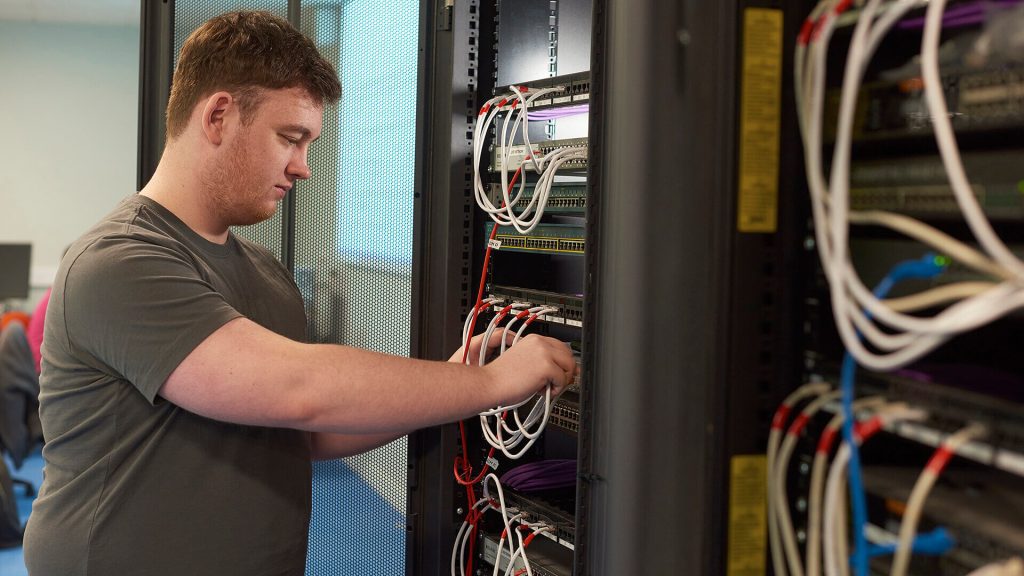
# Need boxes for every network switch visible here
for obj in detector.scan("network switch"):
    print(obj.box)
[550,392,581,435]
[491,137,589,172]
[485,223,586,255]
[493,71,591,112]
[849,149,1024,219]
[488,183,588,214]
[826,63,1024,142]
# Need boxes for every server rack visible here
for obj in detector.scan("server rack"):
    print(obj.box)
[761,2,1024,576]
[409,1,602,573]
[409,0,812,574]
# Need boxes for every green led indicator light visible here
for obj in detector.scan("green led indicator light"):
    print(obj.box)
[1018,180,1024,195]
[934,255,951,267]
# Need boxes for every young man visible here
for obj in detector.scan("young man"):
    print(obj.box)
[23,11,575,575]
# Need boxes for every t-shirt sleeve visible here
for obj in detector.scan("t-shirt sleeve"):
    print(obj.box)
[62,236,243,404]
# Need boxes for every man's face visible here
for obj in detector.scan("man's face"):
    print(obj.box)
[205,87,323,227]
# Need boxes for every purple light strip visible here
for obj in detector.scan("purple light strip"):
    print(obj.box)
[527,104,590,121]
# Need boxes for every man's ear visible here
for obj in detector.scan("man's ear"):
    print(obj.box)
[200,91,234,146]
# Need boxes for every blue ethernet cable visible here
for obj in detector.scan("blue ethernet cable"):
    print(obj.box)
[863,527,955,560]
[845,252,948,576]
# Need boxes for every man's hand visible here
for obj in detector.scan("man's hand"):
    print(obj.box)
[479,334,577,407]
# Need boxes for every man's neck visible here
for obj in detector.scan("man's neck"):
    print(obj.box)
[140,149,230,244]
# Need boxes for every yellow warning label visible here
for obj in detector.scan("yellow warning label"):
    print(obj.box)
[737,8,783,233]
[726,454,767,576]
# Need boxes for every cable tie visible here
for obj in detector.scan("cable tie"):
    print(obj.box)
[818,426,839,454]
[854,417,883,442]
[811,13,830,42]
[771,405,792,431]
[798,18,814,45]
[834,0,853,15]
[498,98,508,107]
[481,103,491,116]
[925,445,955,475]
[789,413,812,437]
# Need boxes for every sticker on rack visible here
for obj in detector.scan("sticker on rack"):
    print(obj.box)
[488,239,502,250]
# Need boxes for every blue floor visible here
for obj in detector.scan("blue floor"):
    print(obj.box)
[0,447,43,576]
[0,450,406,576]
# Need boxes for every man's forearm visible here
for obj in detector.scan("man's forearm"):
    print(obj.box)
[290,342,503,435]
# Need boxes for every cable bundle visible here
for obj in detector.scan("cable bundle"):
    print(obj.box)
[796,0,1024,375]
[450,474,554,576]
[473,85,587,234]
[462,301,561,459]
[767,388,986,576]
[500,459,577,492]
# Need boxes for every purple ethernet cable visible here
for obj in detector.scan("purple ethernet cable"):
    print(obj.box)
[500,459,578,492]
[897,0,1024,29]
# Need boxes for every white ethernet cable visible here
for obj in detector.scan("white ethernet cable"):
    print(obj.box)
[920,0,1024,279]
[452,497,491,576]
[462,298,502,357]
[890,423,988,576]
[768,382,833,576]
[796,0,1024,373]
[472,83,585,234]
[478,302,532,367]
[500,524,554,576]
[967,558,1024,576]
[775,390,843,576]
[479,471,552,573]
[477,306,560,459]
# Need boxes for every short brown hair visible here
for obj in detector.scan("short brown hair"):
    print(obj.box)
[165,11,341,139]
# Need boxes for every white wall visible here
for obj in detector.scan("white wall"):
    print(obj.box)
[0,19,140,305]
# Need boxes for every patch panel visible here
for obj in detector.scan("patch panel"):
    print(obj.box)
[490,137,589,172]
[480,532,573,576]
[485,223,586,255]
[502,490,577,549]
[488,285,584,327]
[851,371,1024,475]
[493,71,592,112]
[489,183,588,214]
[849,149,1024,220]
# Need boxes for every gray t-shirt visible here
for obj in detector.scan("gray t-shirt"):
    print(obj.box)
[24,195,312,576]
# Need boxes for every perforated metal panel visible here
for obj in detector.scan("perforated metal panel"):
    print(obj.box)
[299,2,419,575]
[171,3,418,573]
[174,0,289,260]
